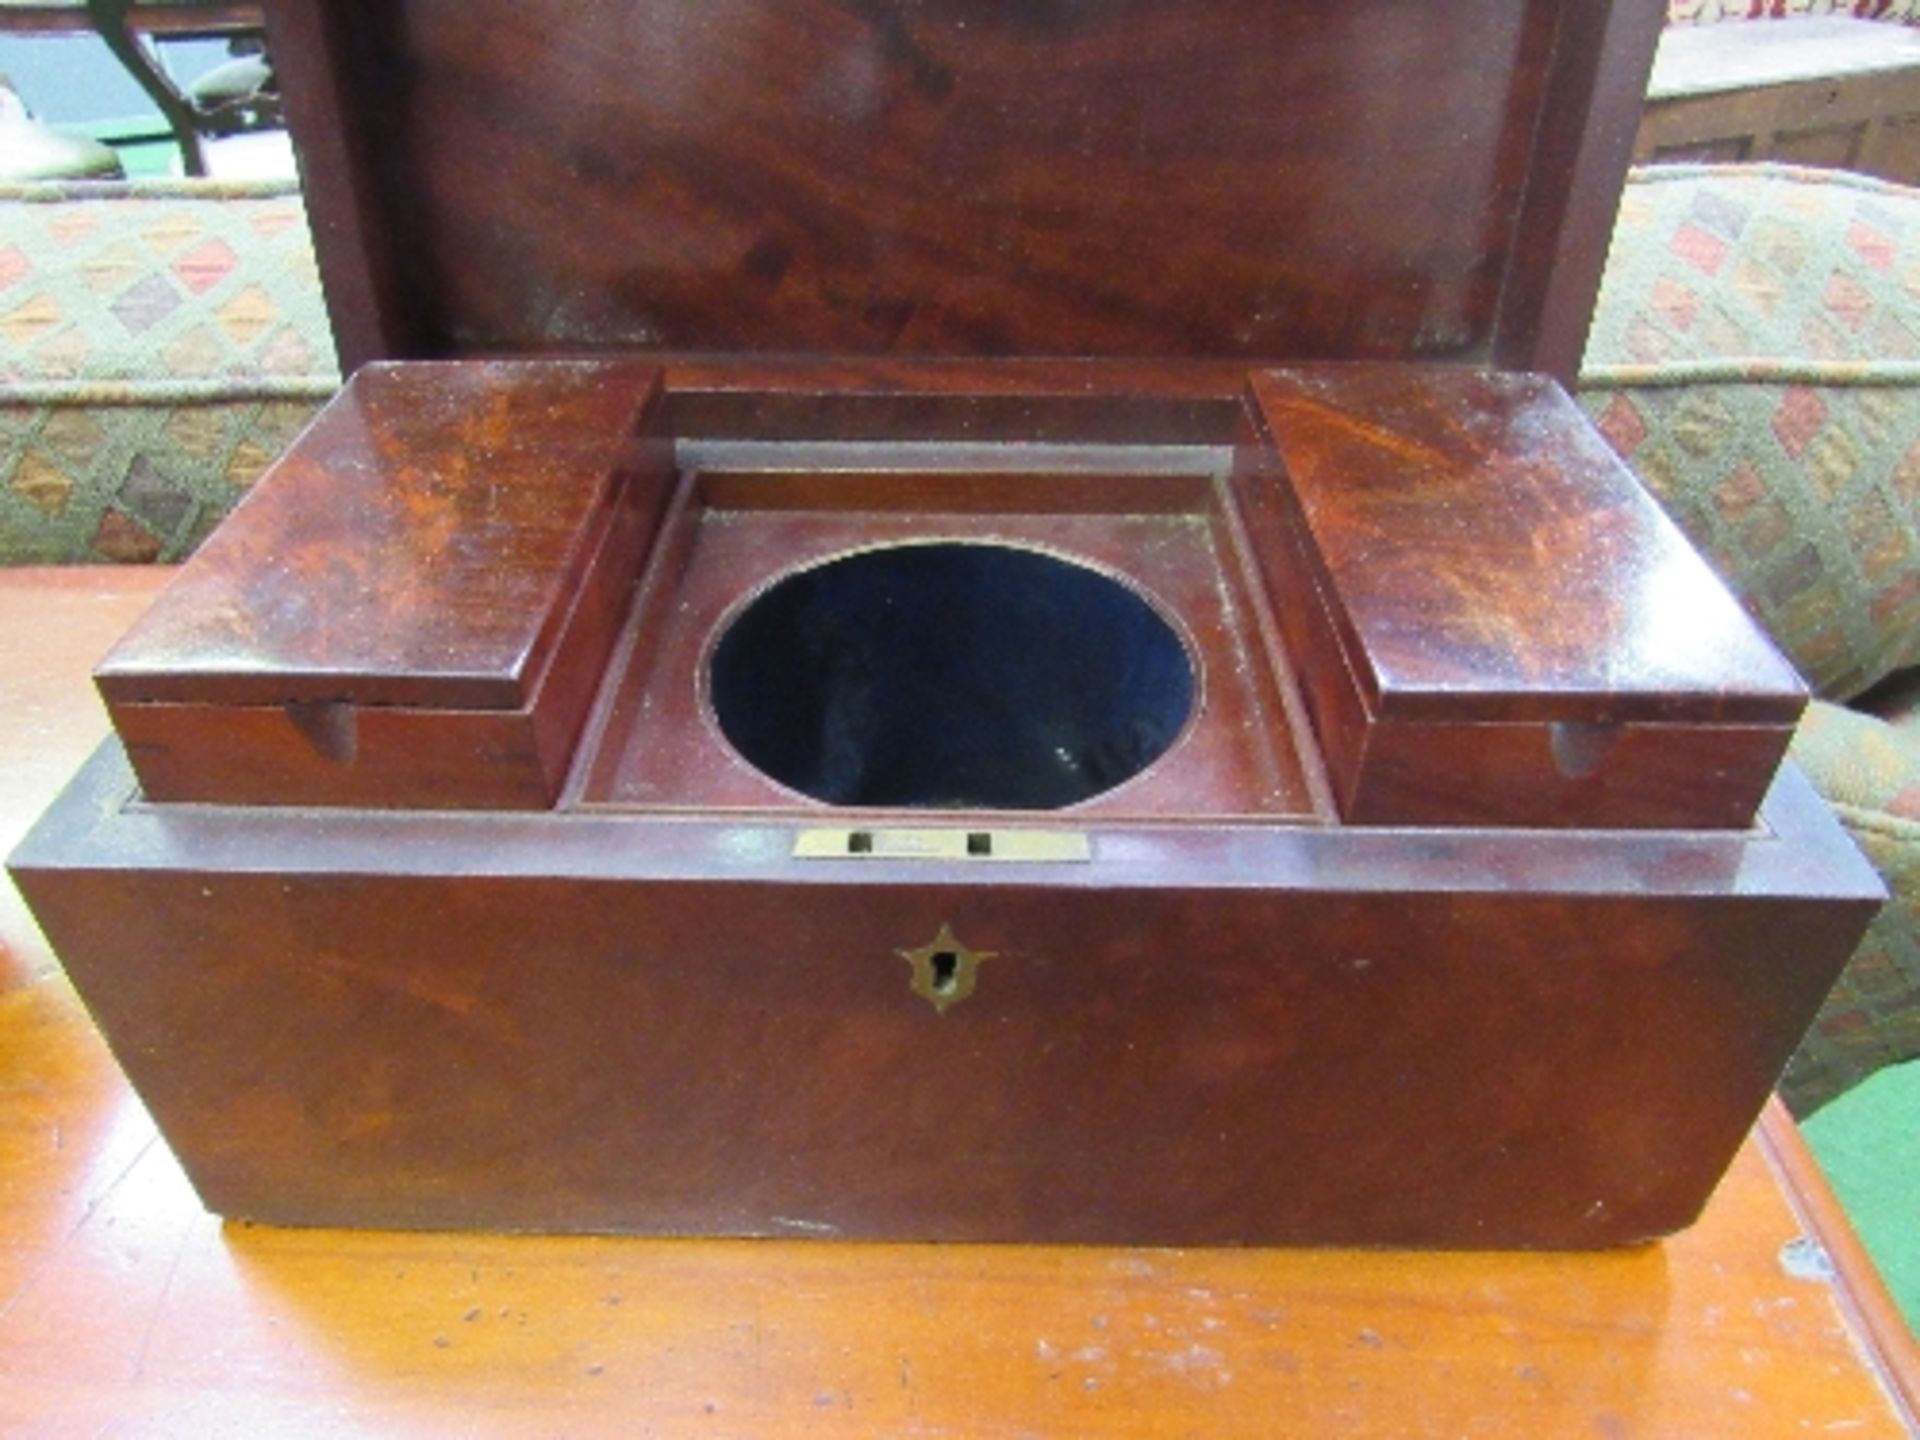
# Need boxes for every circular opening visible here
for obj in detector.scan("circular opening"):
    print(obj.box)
[708,542,1195,810]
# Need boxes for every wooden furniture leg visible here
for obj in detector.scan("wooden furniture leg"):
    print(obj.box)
[85,0,207,174]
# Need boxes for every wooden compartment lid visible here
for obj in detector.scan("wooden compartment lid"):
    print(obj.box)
[96,361,673,809]
[266,0,1664,381]
[1240,367,1807,829]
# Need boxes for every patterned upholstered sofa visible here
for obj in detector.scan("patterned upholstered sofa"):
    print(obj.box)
[1579,163,1920,1111]
[0,179,335,563]
[2,162,1918,1113]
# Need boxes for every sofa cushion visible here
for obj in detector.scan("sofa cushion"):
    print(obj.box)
[1780,699,1920,1110]
[0,179,339,564]
[1581,163,1920,700]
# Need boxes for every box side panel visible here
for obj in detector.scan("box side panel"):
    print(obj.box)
[1493,0,1667,379]
[111,702,554,809]
[1225,429,1373,820]
[12,751,1879,1249]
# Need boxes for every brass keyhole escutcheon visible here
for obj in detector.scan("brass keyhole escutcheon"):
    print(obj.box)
[897,923,994,1014]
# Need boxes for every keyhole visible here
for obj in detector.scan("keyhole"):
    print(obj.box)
[930,950,961,994]
[897,924,993,1013]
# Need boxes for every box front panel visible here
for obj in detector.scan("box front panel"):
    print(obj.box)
[15,750,1879,1249]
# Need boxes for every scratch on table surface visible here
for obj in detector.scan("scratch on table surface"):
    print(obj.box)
[0,1128,172,1351]
[1778,1235,1837,1284]
[0,1130,162,1323]
[1150,1341,1233,1389]
[126,1220,193,1383]
[71,1130,162,1238]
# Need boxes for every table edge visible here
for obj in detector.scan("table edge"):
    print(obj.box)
[1759,1097,1920,1431]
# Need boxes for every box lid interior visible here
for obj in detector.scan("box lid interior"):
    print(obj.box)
[270,0,1661,378]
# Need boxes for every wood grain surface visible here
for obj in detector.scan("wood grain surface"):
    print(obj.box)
[1244,366,1806,828]
[96,363,667,710]
[0,5,262,35]
[94,362,672,808]
[263,0,1660,380]
[1248,369,1804,723]
[10,363,1883,1246]
[89,356,1813,828]
[1,567,1915,1435]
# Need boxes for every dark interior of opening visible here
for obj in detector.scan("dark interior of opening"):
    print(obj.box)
[708,543,1195,810]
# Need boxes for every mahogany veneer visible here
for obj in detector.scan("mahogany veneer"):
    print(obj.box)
[10,358,1886,1247]
[96,362,672,809]
[260,0,1666,383]
[1244,367,1808,829]
[95,360,1808,834]
[5,0,1885,1247]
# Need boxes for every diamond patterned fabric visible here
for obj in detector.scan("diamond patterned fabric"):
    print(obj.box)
[0,180,338,564]
[1580,163,1920,703]
[1783,700,1920,1108]
[1581,162,1920,1113]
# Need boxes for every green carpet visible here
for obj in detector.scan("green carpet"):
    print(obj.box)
[1802,1060,1920,1336]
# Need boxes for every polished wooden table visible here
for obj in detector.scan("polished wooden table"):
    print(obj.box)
[2,566,1916,1437]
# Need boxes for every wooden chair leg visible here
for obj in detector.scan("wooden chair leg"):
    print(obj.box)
[85,0,207,175]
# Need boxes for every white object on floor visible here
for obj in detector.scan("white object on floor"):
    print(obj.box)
[196,128,298,181]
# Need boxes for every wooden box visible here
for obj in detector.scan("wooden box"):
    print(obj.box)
[8,0,1886,1247]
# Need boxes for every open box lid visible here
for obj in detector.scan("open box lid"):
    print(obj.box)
[263,0,1665,381]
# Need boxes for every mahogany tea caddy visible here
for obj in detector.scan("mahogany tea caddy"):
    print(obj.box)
[10,0,1883,1246]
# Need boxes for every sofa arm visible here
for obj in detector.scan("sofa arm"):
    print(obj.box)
[1780,699,1920,1112]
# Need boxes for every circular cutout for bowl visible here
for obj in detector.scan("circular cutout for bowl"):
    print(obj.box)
[708,542,1195,810]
